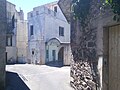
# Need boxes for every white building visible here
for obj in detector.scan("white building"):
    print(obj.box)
[27,1,71,65]
[6,1,28,63]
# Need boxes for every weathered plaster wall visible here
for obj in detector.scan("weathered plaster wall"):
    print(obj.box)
[45,13,70,43]
[63,44,71,65]
[0,0,6,89]
[6,47,17,63]
[16,20,28,63]
[6,1,17,63]
[28,2,71,65]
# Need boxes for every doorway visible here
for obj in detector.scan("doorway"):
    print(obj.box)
[108,24,120,90]
[58,47,64,61]
[58,47,64,65]
[103,24,120,90]
[52,50,56,61]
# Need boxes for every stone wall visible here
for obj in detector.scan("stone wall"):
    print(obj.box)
[58,0,120,90]
[0,0,6,89]
[70,18,98,90]
[70,60,97,90]
[70,1,114,90]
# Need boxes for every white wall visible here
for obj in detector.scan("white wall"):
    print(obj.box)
[28,12,45,41]
[44,1,67,22]
[6,47,17,63]
[63,44,71,65]
[44,14,70,43]
[27,1,70,65]
[28,10,46,64]
[28,3,70,43]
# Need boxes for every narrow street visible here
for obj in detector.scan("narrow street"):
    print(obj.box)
[6,64,74,90]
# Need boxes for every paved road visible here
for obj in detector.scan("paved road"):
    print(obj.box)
[6,64,74,90]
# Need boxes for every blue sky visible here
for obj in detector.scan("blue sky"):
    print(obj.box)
[7,0,58,20]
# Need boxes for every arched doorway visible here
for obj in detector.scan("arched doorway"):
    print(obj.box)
[58,47,64,65]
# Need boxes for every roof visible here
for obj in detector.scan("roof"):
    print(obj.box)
[7,1,16,7]
[33,1,58,11]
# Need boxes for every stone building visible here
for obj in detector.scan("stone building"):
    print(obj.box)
[27,1,71,65]
[6,2,28,63]
[16,12,28,63]
[59,0,120,90]
[6,1,17,63]
[0,0,6,89]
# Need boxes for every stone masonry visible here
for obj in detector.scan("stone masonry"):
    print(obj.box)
[70,18,98,90]
[0,0,6,89]
[58,0,111,90]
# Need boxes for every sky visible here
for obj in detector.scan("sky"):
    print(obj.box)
[7,0,58,20]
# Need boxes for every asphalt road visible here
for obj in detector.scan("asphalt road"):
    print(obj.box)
[6,64,74,90]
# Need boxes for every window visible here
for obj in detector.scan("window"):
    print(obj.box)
[30,13,33,17]
[12,15,15,28]
[36,11,39,15]
[54,6,57,12]
[30,25,33,35]
[6,36,12,46]
[52,50,56,61]
[32,51,34,55]
[46,50,49,58]
[59,26,64,36]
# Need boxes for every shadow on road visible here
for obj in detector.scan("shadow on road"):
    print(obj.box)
[6,63,26,65]
[46,61,64,67]
[6,71,30,90]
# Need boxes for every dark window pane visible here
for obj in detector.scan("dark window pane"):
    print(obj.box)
[59,26,64,36]
[54,6,57,12]
[30,13,33,17]
[30,25,33,35]
[12,15,15,28]
[46,50,49,58]
[36,11,39,15]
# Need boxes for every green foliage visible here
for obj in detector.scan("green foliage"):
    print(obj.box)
[72,0,120,22]
[106,0,120,21]
[72,0,91,27]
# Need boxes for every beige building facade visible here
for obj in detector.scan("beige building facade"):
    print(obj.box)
[6,1,17,63]
[6,1,28,64]
[16,17,28,63]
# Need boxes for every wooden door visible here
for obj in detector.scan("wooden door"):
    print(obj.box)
[109,24,120,90]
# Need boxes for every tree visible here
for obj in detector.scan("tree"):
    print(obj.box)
[70,0,120,89]
[72,0,120,22]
